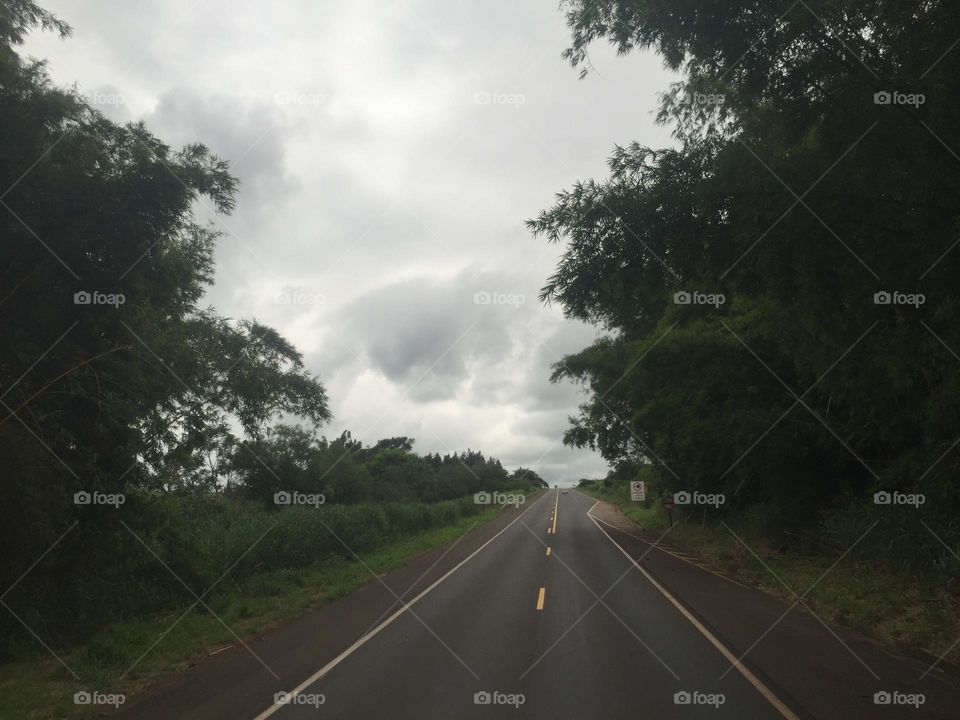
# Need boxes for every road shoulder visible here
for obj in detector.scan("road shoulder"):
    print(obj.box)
[586,495,960,720]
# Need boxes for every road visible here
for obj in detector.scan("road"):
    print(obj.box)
[254,490,790,719]
[117,488,960,719]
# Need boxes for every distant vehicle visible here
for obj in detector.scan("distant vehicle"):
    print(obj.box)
[561,490,569,494]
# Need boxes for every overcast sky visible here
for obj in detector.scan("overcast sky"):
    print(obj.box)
[25,0,675,485]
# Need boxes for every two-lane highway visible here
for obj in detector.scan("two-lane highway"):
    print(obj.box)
[257,490,791,719]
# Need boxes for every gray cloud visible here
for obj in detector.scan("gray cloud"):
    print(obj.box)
[320,269,533,400]
[24,0,674,483]
[146,87,299,213]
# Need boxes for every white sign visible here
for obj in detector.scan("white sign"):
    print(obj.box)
[630,481,645,502]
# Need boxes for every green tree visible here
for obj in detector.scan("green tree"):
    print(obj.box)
[535,0,960,528]
[510,467,548,488]
[0,2,329,648]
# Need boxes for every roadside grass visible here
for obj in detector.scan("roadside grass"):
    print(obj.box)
[0,497,534,720]
[579,484,960,666]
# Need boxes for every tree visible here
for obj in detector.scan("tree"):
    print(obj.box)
[0,1,329,642]
[510,467,548,488]
[534,0,960,526]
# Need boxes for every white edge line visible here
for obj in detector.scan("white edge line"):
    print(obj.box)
[574,487,749,588]
[252,491,551,720]
[586,510,801,720]
[589,511,751,590]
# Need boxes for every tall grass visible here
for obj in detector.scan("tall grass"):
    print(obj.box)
[2,493,490,660]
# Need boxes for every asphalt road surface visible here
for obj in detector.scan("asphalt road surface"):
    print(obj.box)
[254,490,793,719]
[117,489,960,719]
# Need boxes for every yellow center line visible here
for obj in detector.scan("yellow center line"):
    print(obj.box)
[550,489,559,535]
[536,587,546,610]
[545,546,551,556]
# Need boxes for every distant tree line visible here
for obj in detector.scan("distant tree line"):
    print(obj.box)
[231,427,545,505]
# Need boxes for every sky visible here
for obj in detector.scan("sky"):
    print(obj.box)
[24,0,675,485]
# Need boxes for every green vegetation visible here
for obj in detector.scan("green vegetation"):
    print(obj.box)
[536,1,960,660]
[0,0,547,690]
[580,477,959,663]
[0,495,532,720]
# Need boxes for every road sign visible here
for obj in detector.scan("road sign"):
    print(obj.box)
[662,496,675,525]
[630,481,645,502]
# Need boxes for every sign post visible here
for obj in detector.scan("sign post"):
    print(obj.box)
[630,481,645,502]
[662,496,675,526]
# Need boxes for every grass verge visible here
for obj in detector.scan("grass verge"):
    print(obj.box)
[0,496,534,719]
[579,483,959,668]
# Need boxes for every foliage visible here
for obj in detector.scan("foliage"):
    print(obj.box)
[228,426,519,505]
[2,493,497,657]
[537,1,960,557]
[510,466,549,488]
